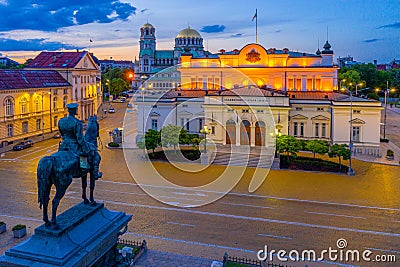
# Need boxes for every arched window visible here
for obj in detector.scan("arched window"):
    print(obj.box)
[34,96,41,112]
[63,96,68,108]
[20,96,28,114]
[4,97,14,116]
[53,96,58,110]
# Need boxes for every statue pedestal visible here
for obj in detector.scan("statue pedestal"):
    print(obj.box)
[0,203,131,267]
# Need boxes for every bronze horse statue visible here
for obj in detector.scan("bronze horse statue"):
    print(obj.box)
[37,115,100,228]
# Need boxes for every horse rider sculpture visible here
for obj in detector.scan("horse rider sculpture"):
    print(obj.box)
[58,103,102,180]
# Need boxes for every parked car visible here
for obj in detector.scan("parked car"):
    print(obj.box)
[109,107,115,113]
[13,140,33,151]
[53,132,61,138]
[120,93,129,98]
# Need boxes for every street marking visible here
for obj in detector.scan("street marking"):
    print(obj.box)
[97,180,400,212]
[305,211,366,219]
[50,194,400,238]
[0,214,42,222]
[365,247,400,254]
[220,202,275,210]
[167,222,195,227]
[13,144,58,159]
[172,192,206,197]
[257,233,292,240]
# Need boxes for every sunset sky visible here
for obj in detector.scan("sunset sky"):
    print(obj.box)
[1,0,399,64]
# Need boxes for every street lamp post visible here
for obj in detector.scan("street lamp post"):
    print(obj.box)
[376,81,396,140]
[339,79,346,91]
[341,84,368,176]
[41,93,44,140]
[200,125,210,164]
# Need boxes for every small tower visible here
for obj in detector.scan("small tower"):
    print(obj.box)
[139,22,156,74]
[321,40,334,66]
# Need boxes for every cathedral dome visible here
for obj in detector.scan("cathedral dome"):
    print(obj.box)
[176,27,202,39]
[142,22,154,29]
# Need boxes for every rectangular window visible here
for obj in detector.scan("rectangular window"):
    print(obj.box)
[257,110,264,113]
[242,109,249,113]
[306,79,313,90]
[315,123,319,137]
[352,126,360,142]
[295,107,303,111]
[36,119,41,131]
[322,123,326,138]
[53,116,58,128]
[293,122,298,137]
[211,126,215,135]
[300,123,304,137]
[214,78,220,90]
[22,121,28,134]
[199,118,203,132]
[317,107,324,111]
[151,119,158,130]
[296,79,302,91]
[186,119,190,131]
[288,79,294,90]
[7,124,13,137]
[353,110,361,114]
[315,79,321,90]
[181,118,185,127]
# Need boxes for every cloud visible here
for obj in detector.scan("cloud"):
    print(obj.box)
[200,25,225,33]
[140,8,149,13]
[363,38,383,43]
[377,22,400,29]
[274,29,281,33]
[0,0,136,32]
[230,33,243,38]
[0,38,82,51]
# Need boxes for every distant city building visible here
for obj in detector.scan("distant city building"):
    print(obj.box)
[99,59,134,72]
[0,53,20,68]
[0,70,72,147]
[337,55,363,68]
[376,59,400,71]
[26,51,102,121]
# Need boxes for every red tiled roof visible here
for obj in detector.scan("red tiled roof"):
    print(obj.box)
[288,91,376,102]
[0,70,71,90]
[26,51,87,69]
[161,90,209,99]
[212,87,285,97]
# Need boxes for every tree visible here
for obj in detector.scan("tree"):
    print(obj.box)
[328,144,350,170]
[276,135,302,157]
[143,129,160,154]
[366,92,380,100]
[160,125,182,153]
[109,78,127,97]
[305,139,329,159]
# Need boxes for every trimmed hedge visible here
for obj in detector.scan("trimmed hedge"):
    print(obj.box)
[12,224,26,231]
[108,142,120,147]
[148,149,201,161]
[280,155,348,173]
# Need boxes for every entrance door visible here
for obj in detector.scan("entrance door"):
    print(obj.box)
[240,120,251,145]
[255,121,265,146]
[225,120,236,145]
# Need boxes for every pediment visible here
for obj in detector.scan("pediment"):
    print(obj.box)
[350,118,365,124]
[149,111,160,117]
[290,114,308,120]
[178,110,193,116]
[311,115,330,121]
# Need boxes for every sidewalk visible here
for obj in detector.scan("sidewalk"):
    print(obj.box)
[354,141,400,166]
[134,250,215,267]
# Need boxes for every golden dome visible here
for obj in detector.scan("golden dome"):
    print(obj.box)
[176,27,202,39]
[142,22,154,28]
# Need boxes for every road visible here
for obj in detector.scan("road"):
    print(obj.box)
[0,100,399,266]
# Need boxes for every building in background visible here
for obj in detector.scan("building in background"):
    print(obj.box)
[99,59,134,72]
[0,70,71,147]
[26,51,102,121]
[0,53,20,68]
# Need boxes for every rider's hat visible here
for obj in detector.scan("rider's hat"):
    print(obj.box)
[66,103,79,111]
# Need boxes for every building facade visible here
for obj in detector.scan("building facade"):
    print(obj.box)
[26,51,102,121]
[0,70,72,147]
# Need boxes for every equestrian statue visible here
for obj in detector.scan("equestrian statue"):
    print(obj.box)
[37,103,102,228]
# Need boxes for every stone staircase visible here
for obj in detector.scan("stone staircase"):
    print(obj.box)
[211,145,276,169]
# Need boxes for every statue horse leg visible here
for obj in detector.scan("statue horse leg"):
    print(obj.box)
[51,187,68,228]
[81,174,89,204]
[89,171,96,205]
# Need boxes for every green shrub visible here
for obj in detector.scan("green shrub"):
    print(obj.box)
[387,149,394,157]
[0,221,4,226]
[380,138,389,143]
[12,224,26,231]
[108,142,120,147]
[280,155,348,173]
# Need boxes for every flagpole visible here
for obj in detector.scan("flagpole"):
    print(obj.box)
[256,9,258,44]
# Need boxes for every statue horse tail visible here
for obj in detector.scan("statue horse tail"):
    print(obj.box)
[37,156,54,209]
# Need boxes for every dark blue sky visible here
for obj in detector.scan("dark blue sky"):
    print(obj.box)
[0,0,399,63]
